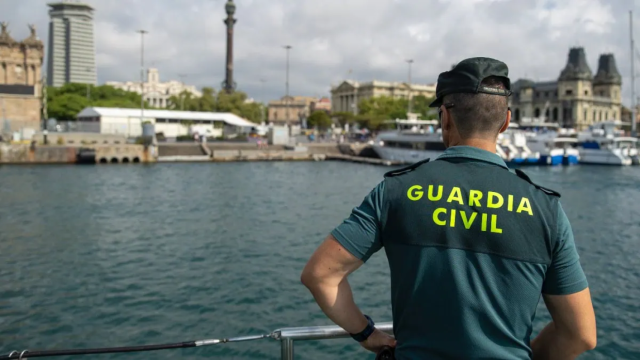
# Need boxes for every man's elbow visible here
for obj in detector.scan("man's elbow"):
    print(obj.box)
[579,331,597,351]
[566,327,597,352]
[300,267,316,289]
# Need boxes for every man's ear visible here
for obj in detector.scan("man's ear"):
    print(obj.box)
[442,107,452,131]
[498,108,511,134]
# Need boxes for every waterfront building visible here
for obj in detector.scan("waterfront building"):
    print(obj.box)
[510,47,622,130]
[76,107,257,139]
[105,68,203,109]
[268,96,320,125]
[330,80,436,114]
[0,22,45,133]
[46,1,97,87]
[310,97,331,114]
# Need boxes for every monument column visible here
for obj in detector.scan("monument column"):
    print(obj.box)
[222,0,236,93]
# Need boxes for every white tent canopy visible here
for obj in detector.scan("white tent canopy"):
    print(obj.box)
[76,107,258,138]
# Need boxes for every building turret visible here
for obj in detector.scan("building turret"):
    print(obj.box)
[558,47,592,81]
[593,54,622,85]
[557,48,593,128]
[0,21,16,46]
[593,54,622,107]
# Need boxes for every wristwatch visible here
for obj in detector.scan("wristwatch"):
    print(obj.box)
[350,314,375,342]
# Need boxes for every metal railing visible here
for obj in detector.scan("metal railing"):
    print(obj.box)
[271,322,393,360]
[0,322,394,360]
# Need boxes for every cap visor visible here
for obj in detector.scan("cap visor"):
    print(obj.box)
[429,98,442,108]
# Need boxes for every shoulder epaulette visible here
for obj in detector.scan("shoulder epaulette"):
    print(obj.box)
[384,158,430,178]
[515,169,561,197]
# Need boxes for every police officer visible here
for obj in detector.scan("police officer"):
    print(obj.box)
[301,57,596,359]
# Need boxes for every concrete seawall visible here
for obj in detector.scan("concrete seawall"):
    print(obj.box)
[0,141,387,166]
[0,144,76,164]
[0,144,154,164]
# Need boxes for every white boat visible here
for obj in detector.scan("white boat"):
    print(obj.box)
[517,122,579,165]
[372,119,541,166]
[550,137,580,165]
[576,121,639,165]
[496,123,541,165]
[371,119,444,164]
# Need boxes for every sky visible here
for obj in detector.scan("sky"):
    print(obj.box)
[1,0,639,106]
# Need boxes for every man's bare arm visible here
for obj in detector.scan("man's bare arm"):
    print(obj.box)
[300,234,368,333]
[531,288,597,360]
[300,234,396,353]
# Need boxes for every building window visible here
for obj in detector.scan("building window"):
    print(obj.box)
[545,108,550,119]
[565,89,573,95]
[553,108,558,121]
[605,112,608,120]
[584,90,589,95]
[514,108,520,121]
[544,91,548,97]
[534,108,540,117]
[584,110,587,121]
[535,92,539,98]
[593,110,596,121]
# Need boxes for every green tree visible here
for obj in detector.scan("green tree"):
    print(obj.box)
[168,90,198,111]
[198,87,217,112]
[48,93,88,121]
[47,83,147,120]
[307,111,332,130]
[358,96,408,120]
[332,111,355,127]
[411,95,438,120]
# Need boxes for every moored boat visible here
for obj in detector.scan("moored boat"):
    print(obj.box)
[576,121,638,166]
[371,119,443,164]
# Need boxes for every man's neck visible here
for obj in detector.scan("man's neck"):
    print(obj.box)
[449,138,498,153]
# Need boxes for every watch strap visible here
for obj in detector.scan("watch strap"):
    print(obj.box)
[350,315,375,342]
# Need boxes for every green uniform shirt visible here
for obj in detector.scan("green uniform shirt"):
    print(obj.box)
[331,146,588,360]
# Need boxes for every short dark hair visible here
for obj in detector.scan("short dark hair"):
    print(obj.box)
[443,76,509,139]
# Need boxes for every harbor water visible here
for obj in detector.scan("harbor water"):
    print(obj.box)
[1,162,639,359]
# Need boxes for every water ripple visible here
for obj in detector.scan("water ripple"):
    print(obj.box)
[0,163,638,359]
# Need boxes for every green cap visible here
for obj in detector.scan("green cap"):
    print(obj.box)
[429,57,512,108]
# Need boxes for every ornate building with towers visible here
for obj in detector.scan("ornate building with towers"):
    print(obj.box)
[0,22,45,132]
[509,47,622,130]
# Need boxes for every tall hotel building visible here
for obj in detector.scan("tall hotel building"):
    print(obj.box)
[46,1,96,87]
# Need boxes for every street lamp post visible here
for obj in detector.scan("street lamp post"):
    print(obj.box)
[137,29,148,138]
[406,59,414,115]
[178,73,187,110]
[630,11,637,136]
[86,67,92,102]
[283,45,292,128]
[260,78,266,124]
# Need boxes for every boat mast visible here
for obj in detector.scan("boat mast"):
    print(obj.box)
[631,10,637,136]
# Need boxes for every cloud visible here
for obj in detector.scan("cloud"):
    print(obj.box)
[0,0,638,106]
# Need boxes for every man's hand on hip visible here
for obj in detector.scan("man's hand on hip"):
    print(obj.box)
[359,328,397,353]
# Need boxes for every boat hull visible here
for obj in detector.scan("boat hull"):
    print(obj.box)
[372,145,443,164]
[544,149,579,166]
[578,149,632,165]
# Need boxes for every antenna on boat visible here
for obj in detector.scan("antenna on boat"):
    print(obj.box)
[630,10,637,136]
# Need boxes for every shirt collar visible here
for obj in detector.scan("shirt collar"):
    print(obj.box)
[436,145,509,169]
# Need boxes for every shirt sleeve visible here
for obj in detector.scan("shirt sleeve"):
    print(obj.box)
[542,202,589,295]
[330,181,385,263]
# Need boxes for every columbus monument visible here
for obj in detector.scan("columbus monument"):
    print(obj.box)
[221,0,237,93]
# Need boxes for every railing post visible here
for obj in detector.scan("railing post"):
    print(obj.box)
[281,338,294,360]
